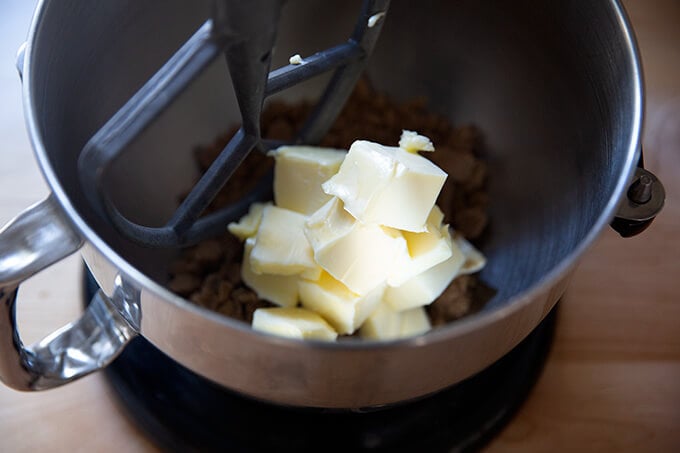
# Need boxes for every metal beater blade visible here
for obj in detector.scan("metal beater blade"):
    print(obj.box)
[77,0,390,247]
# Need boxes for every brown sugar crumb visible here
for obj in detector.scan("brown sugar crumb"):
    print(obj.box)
[426,275,475,326]
[167,273,202,297]
[168,78,490,329]
[453,207,489,240]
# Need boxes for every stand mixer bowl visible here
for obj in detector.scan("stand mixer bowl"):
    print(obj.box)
[0,0,647,407]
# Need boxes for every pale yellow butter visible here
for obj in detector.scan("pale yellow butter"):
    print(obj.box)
[453,231,487,275]
[359,304,431,340]
[384,227,465,311]
[289,54,304,65]
[388,206,452,286]
[250,205,317,276]
[399,130,434,153]
[242,238,299,307]
[322,140,447,232]
[427,204,446,229]
[236,134,485,341]
[271,146,346,215]
[359,303,400,340]
[398,306,432,337]
[304,197,408,295]
[227,202,269,240]
[298,271,384,335]
[252,307,337,341]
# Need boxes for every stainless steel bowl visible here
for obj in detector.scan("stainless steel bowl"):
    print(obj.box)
[0,0,649,407]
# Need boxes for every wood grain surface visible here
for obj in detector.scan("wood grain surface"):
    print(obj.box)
[0,1,678,451]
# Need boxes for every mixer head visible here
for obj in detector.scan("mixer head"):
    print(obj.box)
[77,0,390,248]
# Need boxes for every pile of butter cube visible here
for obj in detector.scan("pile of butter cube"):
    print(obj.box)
[228,131,485,341]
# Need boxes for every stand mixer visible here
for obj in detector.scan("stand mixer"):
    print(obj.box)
[0,0,665,450]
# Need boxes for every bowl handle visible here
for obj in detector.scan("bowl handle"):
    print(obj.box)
[0,196,138,390]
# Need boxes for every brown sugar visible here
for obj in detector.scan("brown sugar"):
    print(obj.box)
[168,79,490,329]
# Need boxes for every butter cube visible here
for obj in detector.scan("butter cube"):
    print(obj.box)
[427,204,446,229]
[388,211,452,287]
[359,304,431,340]
[305,197,408,295]
[227,202,270,241]
[272,146,346,215]
[252,307,337,341]
[298,271,384,335]
[242,238,298,307]
[452,232,487,275]
[250,205,317,276]
[322,140,447,232]
[384,228,465,311]
[359,304,400,340]
[399,306,432,337]
[399,130,434,153]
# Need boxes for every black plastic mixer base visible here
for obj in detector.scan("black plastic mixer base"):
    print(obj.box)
[83,268,556,452]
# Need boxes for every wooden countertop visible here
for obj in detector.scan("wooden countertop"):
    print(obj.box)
[0,1,678,451]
